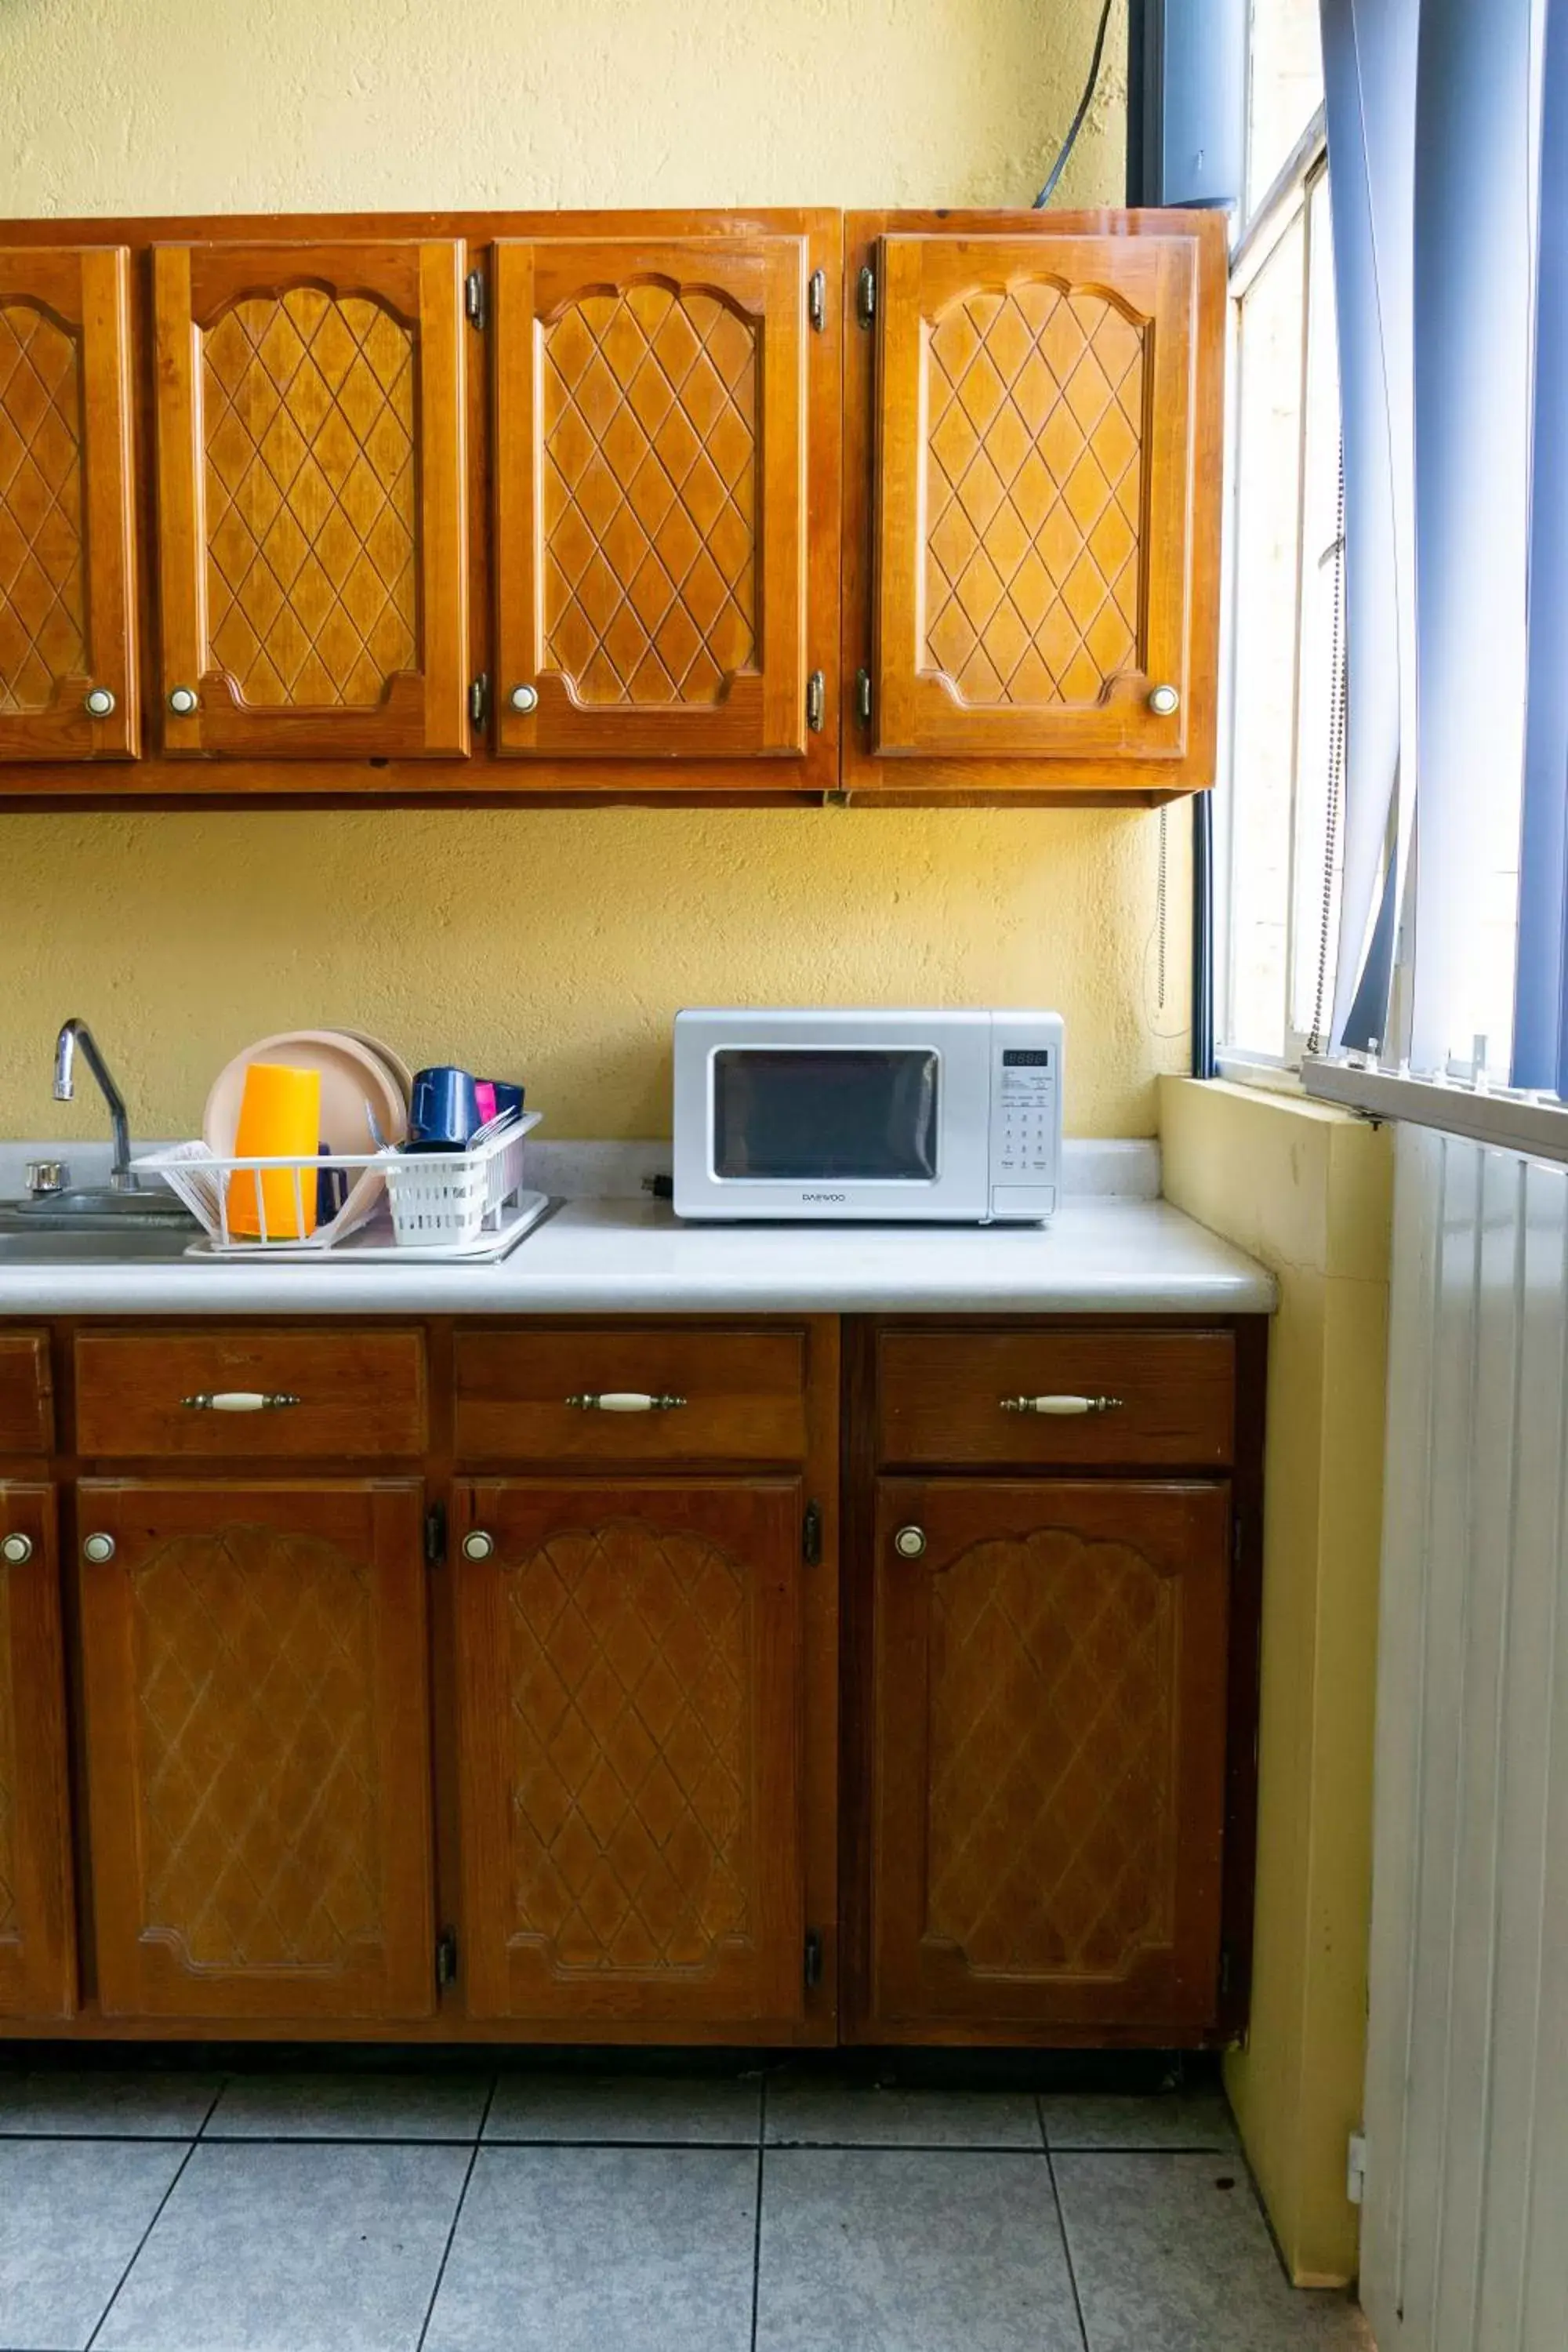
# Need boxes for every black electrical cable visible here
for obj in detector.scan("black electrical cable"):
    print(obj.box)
[1033,0,1119,207]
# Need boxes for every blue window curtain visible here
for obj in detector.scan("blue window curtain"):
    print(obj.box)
[1514,0,1568,1091]
[1322,0,1557,1082]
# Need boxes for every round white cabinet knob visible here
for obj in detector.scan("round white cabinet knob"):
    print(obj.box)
[1148,683,1181,717]
[84,685,116,717]
[508,684,539,713]
[82,1533,116,1564]
[462,1530,495,1561]
[1,1532,34,1566]
[168,685,199,715]
[893,1525,927,1560]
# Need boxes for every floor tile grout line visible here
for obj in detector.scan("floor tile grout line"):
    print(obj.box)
[414,2071,499,2352]
[1042,2118,1093,2352]
[748,2109,766,2352]
[82,2132,203,2352]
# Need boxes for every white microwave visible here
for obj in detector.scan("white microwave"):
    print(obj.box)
[672,1008,1064,1223]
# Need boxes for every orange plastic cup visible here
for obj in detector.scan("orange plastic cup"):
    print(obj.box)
[226,1062,321,1240]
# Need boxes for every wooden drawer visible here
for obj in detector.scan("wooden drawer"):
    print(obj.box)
[455,1327,809,1464]
[0,1334,53,1454]
[876,1327,1235,1469]
[74,1329,427,1459]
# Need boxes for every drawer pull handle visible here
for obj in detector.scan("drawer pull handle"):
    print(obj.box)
[180,1391,303,1413]
[565,1391,688,1414]
[1,1532,34,1566]
[1000,1394,1124,1417]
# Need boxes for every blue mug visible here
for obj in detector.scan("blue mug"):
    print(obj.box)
[408,1065,479,1152]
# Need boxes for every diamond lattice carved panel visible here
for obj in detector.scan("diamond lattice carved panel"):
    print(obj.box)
[926,1527,1174,1976]
[0,303,85,715]
[0,1571,16,1939]
[201,290,418,708]
[541,286,757,706]
[504,1517,750,1973]
[924,283,1146,709]
[131,1523,383,1973]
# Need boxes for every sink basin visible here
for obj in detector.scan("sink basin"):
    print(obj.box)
[0,1223,197,1263]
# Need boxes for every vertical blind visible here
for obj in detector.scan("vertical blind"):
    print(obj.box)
[1320,0,1565,1089]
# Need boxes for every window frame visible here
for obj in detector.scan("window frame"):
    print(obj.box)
[1214,96,1331,1087]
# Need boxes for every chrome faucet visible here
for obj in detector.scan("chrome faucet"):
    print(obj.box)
[53,1019,138,1192]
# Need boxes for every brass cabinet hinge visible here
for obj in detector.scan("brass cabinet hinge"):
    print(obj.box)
[464,267,487,329]
[806,670,826,732]
[855,667,872,727]
[804,1929,824,1990]
[802,1500,822,1565]
[425,1502,447,1564]
[856,264,876,328]
[436,1927,459,1988]
[808,267,826,332]
[468,674,488,731]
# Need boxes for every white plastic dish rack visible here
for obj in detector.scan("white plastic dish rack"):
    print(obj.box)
[135,1112,546,1261]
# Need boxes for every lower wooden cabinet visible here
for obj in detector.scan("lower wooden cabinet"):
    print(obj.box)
[863,1477,1232,2039]
[0,1483,74,2019]
[451,1479,808,2028]
[0,1311,1264,2047]
[77,1479,435,2021]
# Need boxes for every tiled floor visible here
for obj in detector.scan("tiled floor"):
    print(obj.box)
[0,2065,1376,2352]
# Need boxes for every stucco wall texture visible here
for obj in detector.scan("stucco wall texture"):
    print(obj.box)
[0,0,1184,1145]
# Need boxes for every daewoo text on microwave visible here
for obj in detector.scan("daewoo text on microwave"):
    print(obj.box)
[672,1009,1064,1222]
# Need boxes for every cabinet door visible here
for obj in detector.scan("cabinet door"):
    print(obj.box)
[0,247,136,760]
[0,1484,75,2019]
[452,1479,806,2026]
[493,236,808,760]
[78,1479,434,2020]
[872,225,1210,764]
[153,240,468,757]
[868,1478,1230,2036]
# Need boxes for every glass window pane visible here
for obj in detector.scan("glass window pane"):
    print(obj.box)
[1289,170,1345,1047]
[1227,209,1308,1060]
[1247,0,1326,216]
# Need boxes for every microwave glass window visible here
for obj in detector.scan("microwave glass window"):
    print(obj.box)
[712,1049,940,1181]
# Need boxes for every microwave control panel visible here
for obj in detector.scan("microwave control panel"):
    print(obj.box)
[988,1014,1064,1219]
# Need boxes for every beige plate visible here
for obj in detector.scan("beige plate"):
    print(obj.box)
[203,1030,410,1234]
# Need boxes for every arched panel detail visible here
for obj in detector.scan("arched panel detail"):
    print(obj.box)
[501,1515,752,1976]
[923,278,1149,710]
[540,281,759,707]
[199,286,419,708]
[0,299,86,714]
[924,1524,1176,1979]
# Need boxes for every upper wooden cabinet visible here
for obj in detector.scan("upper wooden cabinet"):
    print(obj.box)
[152,238,470,757]
[844,209,1226,800]
[0,206,1221,800]
[492,232,817,764]
[0,246,137,761]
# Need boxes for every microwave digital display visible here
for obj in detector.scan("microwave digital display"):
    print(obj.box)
[712,1047,940,1181]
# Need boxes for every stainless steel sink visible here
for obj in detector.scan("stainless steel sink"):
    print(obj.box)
[0,1222,197,1263]
[0,1191,201,1262]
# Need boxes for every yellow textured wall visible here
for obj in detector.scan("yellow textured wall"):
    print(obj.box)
[1160,1077,1393,2289]
[0,0,1186,1148]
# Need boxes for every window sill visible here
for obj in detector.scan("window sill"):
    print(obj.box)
[1301,1055,1568,1165]
[1214,1051,1308,1099]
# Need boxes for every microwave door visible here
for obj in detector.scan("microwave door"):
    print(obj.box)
[711,1047,940,1184]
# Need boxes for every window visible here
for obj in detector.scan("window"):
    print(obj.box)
[1218,5,1338,1077]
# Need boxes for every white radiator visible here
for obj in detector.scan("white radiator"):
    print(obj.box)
[1361,1126,1568,2350]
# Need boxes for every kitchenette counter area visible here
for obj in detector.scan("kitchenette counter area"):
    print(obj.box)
[0,1189,1276,1316]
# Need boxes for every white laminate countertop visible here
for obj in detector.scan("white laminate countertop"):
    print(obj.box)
[0,1195,1276,1317]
